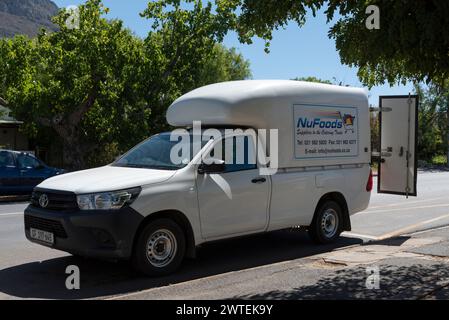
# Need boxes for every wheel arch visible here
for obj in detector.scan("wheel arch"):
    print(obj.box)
[313,192,351,231]
[133,210,196,259]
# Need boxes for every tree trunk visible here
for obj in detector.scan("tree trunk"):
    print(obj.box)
[62,139,88,171]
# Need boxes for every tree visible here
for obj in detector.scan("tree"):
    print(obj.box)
[216,0,449,87]
[0,0,251,169]
[414,82,449,163]
[0,1,147,169]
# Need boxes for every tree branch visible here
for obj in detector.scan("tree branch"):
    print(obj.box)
[147,32,200,99]
[68,77,100,125]
[147,46,182,99]
[0,96,8,106]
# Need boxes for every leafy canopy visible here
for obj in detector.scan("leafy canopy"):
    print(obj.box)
[216,0,449,87]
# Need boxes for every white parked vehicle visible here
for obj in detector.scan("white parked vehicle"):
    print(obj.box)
[24,80,418,275]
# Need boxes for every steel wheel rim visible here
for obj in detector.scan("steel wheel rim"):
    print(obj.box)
[321,208,339,238]
[146,229,177,268]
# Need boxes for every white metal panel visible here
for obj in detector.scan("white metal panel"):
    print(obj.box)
[268,164,371,230]
[378,96,418,196]
[268,171,316,229]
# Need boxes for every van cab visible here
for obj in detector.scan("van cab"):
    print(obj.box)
[23,80,387,275]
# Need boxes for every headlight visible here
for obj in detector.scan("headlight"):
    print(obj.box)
[77,187,141,210]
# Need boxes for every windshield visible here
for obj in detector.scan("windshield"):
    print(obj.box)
[113,132,207,170]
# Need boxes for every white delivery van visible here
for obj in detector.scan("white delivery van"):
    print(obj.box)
[24,80,418,275]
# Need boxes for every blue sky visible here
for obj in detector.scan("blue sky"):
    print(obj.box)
[53,0,414,105]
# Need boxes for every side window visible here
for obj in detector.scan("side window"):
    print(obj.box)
[17,154,40,169]
[222,135,257,173]
[0,151,15,167]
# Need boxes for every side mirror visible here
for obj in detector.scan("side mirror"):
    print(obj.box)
[198,158,225,174]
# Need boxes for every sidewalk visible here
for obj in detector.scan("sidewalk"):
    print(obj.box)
[109,226,449,300]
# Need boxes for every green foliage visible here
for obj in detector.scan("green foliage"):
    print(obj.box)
[292,76,332,84]
[199,44,252,86]
[216,0,449,87]
[370,113,380,153]
[329,1,449,87]
[431,155,447,166]
[415,82,449,163]
[0,0,251,169]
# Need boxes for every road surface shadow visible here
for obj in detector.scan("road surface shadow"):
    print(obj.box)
[418,166,449,173]
[232,262,449,300]
[0,231,361,299]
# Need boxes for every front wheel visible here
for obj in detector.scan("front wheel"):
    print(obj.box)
[132,218,186,276]
[308,200,342,244]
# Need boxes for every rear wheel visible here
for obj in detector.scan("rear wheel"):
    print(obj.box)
[308,200,342,244]
[132,218,186,276]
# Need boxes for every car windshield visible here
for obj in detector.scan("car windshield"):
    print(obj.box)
[113,132,207,170]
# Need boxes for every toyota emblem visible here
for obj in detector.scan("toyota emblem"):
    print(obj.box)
[39,194,49,208]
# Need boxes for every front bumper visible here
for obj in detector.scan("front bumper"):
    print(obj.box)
[24,204,144,259]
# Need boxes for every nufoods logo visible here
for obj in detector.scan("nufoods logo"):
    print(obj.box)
[296,110,355,132]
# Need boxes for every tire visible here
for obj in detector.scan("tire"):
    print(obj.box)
[132,218,186,276]
[308,200,343,244]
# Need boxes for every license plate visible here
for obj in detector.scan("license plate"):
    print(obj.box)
[30,228,54,245]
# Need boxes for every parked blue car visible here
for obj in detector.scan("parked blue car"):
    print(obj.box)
[0,150,65,195]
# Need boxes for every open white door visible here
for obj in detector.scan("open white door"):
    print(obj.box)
[378,95,418,196]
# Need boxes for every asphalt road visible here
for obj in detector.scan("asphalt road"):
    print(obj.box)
[1,171,449,300]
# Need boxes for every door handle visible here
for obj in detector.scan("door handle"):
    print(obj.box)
[399,146,404,157]
[251,177,266,184]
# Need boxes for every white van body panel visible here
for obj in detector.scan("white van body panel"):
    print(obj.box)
[267,171,316,229]
[267,164,370,231]
[196,168,271,239]
[129,167,205,246]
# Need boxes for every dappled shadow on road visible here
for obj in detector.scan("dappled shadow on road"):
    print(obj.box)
[0,230,361,299]
[427,285,449,299]
[233,262,449,300]
[418,166,449,173]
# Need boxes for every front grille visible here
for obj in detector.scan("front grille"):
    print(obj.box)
[24,215,67,238]
[30,189,78,211]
